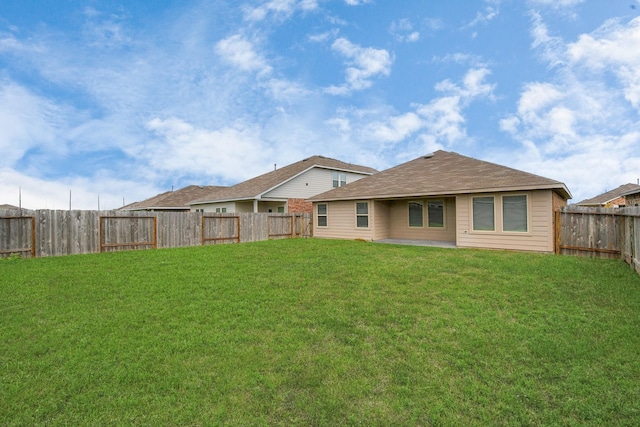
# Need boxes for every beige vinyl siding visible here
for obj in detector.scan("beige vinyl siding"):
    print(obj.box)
[312,200,375,241]
[388,198,456,242]
[372,200,391,240]
[456,190,555,252]
[265,168,369,199]
[257,201,286,213]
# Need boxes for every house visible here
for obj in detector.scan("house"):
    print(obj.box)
[576,183,640,207]
[307,150,572,253]
[121,185,227,212]
[189,156,377,214]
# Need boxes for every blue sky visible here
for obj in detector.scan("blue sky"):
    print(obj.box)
[1,0,639,209]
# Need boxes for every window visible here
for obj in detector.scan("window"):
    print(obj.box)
[503,195,528,232]
[428,200,444,228]
[408,202,423,227]
[277,206,285,213]
[317,203,328,227]
[215,207,227,213]
[356,202,369,228]
[332,172,347,188]
[472,196,495,231]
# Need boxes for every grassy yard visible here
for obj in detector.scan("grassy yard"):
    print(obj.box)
[1,239,640,426]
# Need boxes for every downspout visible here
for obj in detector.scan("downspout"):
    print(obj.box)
[253,199,259,213]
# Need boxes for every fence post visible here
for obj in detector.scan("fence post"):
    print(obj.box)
[554,210,561,255]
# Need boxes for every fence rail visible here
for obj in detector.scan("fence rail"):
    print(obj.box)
[0,210,312,258]
[556,206,640,274]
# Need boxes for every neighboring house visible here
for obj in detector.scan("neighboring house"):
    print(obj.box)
[307,150,572,253]
[121,185,227,212]
[189,156,377,214]
[576,183,640,207]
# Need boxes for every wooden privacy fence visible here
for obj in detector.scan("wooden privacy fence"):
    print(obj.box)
[0,210,312,258]
[556,206,640,274]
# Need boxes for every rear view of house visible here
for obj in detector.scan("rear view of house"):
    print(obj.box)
[308,150,572,253]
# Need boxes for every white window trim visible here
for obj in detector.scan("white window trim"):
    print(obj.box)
[501,193,531,235]
[355,201,370,229]
[317,203,328,228]
[408,201,424,228]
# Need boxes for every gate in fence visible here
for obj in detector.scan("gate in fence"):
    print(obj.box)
[100,216,158,253]
[0,216,35,258]
[202,215,240,245]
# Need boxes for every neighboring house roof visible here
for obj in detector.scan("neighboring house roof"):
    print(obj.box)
[576,183,640,206]
[121,185,228,211]
[308,150,572,202]
[191,155,378,205]
[621,184,640,197]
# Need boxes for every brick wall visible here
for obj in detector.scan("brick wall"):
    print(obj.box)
[288,198,313,213]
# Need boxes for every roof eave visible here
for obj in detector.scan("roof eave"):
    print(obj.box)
[189,197,255,206]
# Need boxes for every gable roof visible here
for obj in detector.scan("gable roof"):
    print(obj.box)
[191,155,377,205]
[577,183,640,206]
[121,185,227,211]
[308,150,572,202]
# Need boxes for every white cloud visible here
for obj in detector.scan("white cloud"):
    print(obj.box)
[390,19,420,43]
[528,0,585,8]
[215,34,273,75]
[144,117,268,183]
[326,38,392,94]
[243,0,320,22]
[0,82,69,167]
[308,29,340,43]
[81,7,132,49]
[567,17,640,108]
[344,0,372,5]
[529,11,567,67]
[466,0,501,27]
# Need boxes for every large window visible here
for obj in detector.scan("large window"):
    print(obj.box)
[408,202,423,227]
[428,200,444,228]
[356,202,369,228]
[333,172,347,188]
[317,203,328,227]
[472,196,495,231]
[503,195,528,232]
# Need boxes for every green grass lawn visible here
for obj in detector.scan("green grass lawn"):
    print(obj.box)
[2,239,640,426]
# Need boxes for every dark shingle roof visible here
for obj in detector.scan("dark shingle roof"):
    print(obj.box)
[121,185,228,211]
[577,183,640,206]
[191,155,377,205]
[308,150,571,201]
